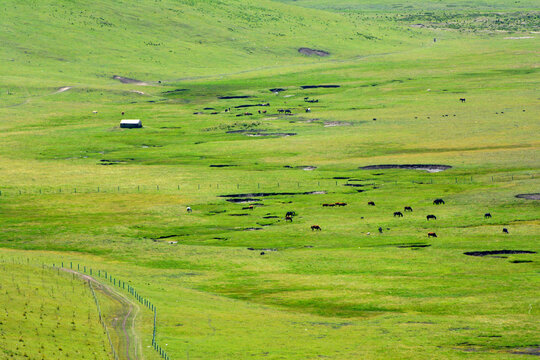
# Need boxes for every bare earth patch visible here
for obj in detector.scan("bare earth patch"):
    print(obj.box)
[112,75,149,85]
[55,86,72,93]
[298,47,330,57]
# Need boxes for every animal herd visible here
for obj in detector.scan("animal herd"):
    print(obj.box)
[280,197,500,237]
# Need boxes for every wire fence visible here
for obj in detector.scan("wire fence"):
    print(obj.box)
[0,256,171,360]
[0,173,537,197]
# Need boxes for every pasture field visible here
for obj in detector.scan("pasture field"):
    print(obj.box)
[0,0,539,359]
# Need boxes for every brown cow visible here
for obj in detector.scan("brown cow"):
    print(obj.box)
[428,232,437,238]
[285,216,293,222]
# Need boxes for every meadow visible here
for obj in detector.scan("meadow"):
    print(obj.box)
[0,0,539,359]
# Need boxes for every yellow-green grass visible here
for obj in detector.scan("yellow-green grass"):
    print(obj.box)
[0,0,539,358]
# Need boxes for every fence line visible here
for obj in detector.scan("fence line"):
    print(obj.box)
[0,256,171,360]
[0,173,536,197]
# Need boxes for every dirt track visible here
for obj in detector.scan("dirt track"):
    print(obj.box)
[63,269,142,360]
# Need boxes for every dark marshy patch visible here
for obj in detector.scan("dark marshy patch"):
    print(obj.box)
[209,164,237,167]
[229,213,250,216]
[509,260,533,263]
[300,84,340,89]
[464,250,536,257]
[220,191,325,200]
[225,198,261,203]
[218,95,251,99]
[515,193,540,200]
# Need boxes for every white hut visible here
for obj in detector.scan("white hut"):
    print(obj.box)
[120,119,142,128]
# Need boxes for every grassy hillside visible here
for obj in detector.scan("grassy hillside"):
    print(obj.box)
[0,0,539,359]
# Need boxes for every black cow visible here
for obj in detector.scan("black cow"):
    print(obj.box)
[484,213,492,219]
[426,215,437,220]
[378,227,383,233]
[285,216,293,222]
[368,201,375,206]
[433,199,445,205]
[404,206,413,212]
[286,211,296,217]
[311,225,322,231]
[503,228,509,234]
[428,232,437,238]
[394,211,403,217]
[459,98,466,103]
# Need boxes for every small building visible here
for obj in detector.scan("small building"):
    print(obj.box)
[120,119,142,128]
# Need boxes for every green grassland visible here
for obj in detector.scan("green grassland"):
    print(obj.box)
[0,0,539,359]
[0,259,112,359]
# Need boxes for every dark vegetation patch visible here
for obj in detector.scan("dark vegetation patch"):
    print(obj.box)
[343,184,364,187]
[298,47,330,57]
[300,85,340,89]
[245,132,297,137]
[333,177,350,179]
[234,104,270,108]
[209,164,237,168]
[247,247,277,252]
[218,95,251,99]
[269,88,286,92]
[151,234,183,240]
[284,166,317,170]
[359,164,452,172]
[263,216,280,219]
[397,244,431,248]
[464,250,536,257]
[220,191,326,199]
[509,260,533,263]
[162,89,188,94]
[515,193,540,200]
[225,198,261,203]
[243,227,263,231]
[229,213,249,216]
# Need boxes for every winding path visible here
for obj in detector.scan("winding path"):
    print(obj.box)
[62,269,143,360]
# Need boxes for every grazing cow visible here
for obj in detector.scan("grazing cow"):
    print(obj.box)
[286,211,296,217]
[459,98,466,103]
[258,110,261,114]
[334,202,347,207]
[186,206,192,213]
[426,215,436,220]
[393,211,403,217]
[433,198,445,205]
[484,213,492,219]
[285,216,293,222]
[502,228,509,234]
[322,203,334,207]
[262,110,267,114]
[305,108,311,113]
[368,201,375,206]
[404,206,413,212]
[284,109,292,114]
[121,111,125,115]
[278,109,284,113]
[260,252,265,255]
[311,225,322,231]
[378,227,383,233]
[428,232,437,238]
[244,112,252,116]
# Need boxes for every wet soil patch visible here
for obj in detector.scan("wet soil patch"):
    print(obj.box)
[324,121,351,127]
[210,164,237,168]
[153,234,183,240]
[220,191,326,199]
[359,164,452,172]
[300,85,340,89]
[247,247,277,251]
[284,166,317,170]
[112,75,147,85]
[218,95,251,99]
[333,176,350,179]
[243,227,263,231]
[298,48,330,57]
[515,193,540,200]
[270,88,286,93]
[464,250,536,257]
[229,213,249,216]
[510,347,540,356]
[343,184,364,187]
[509,260,533,263]
[263,216,280,219]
